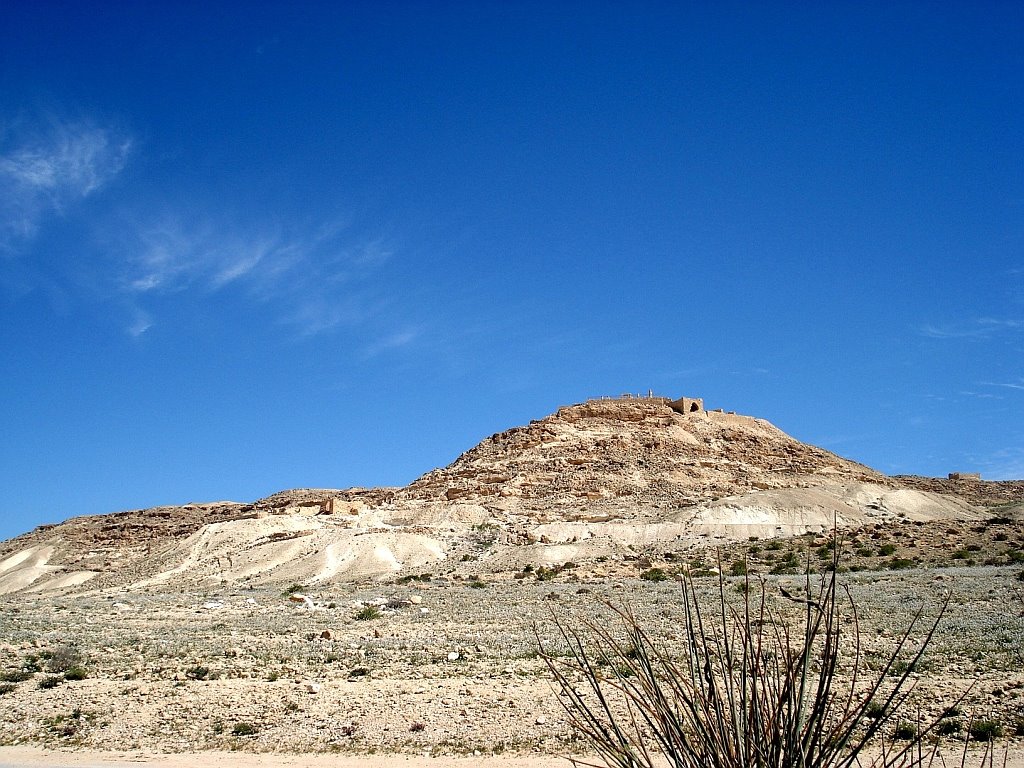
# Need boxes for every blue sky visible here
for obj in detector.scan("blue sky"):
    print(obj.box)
[1,2,1022,541]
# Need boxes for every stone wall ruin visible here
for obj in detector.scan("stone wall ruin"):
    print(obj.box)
[669,396,704,414]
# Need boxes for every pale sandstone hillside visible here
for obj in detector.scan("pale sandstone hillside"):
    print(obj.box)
[0,396,994,594]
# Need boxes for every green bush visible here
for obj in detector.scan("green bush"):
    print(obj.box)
[893,722,917,740]
[886,558,915,570]
[354,605,381,621]
[968,719,1003,742]
[37,675,63,689]
[0,670,32,683]
[770,552,800,574]
[936,718,961,736]
[878,543,897,556]
[63,666,87,681]
[640,567,669,582]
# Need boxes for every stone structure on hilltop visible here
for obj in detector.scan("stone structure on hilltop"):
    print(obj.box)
[669,396,704,414]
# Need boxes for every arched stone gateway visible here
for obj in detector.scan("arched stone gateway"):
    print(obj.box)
[669,396,704,415]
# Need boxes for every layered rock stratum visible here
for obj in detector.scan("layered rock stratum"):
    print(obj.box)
[0,395,1012,595]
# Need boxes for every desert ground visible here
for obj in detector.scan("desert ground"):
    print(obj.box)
[1,556,1023,759]
[1,399,1022,764]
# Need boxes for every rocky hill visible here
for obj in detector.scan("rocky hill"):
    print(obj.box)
[0,395,1009,595]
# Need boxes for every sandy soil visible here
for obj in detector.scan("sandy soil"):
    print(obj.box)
[0,747,572,767]
[2,746,1022,768]
[2,567,1023,759]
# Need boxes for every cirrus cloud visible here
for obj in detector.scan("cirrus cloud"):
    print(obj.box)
[0,117,132,249]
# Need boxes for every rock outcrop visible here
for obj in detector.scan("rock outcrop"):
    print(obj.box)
[0,396,1009,594]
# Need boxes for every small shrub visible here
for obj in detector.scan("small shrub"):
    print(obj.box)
[468,579,488,588]
[186,666,210,680]
[878,544,897,556]
[409,721,426,732]
[45,645,83,675]
[282,583,304,595]
[770,552,800,574]
[865,700,886,720]
[936,719,962,736]
[887,558,915,570]
[354,605,381,621]
[893,722,917,740]
[968,719,1003,742]
[0,683,15,696]
[348,667,370,678]
[63,666,87,681]
[0,670,32,683]
[728,560,748,577]
[38,675,63,689]
[231,722,257,737]
[640,568,669,582]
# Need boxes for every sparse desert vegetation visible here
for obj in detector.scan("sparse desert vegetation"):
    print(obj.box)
[0,399,1021,758]
[0,556,1022,756]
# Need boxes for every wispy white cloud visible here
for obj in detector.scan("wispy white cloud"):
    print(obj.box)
[126,308,152,338]
[980,379,1024,391]
[0,118,131,249]
[362,328,421,358]
[919,318,1023,339]
[109,212,399,338]
[957,390,1002,400]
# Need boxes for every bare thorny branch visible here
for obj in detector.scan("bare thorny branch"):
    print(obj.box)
[538,543,975,768]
